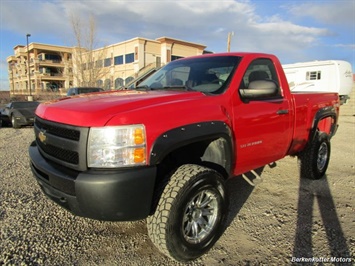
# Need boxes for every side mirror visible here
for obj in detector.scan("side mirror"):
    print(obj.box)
[240,80,279,101]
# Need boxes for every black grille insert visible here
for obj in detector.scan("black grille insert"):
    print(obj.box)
[34,116,89,170]
[35,118,80,141]
[37,140,79,164]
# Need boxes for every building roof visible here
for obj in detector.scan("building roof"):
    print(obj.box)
[156,36,206,49]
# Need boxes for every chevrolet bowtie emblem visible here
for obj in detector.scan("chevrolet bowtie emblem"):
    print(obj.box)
[38,131,47,144]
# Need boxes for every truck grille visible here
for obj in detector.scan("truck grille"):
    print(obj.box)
[34,117,90,171]
[35,118,80,141]
[37,141,79,164]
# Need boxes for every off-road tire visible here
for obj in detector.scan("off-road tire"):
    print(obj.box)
[147,164,228,262]
[298,132,330,180]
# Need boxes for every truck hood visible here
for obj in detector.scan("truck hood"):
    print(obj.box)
[36,90,209,127]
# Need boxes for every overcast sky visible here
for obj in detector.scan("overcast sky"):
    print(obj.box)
[0,0,354,91]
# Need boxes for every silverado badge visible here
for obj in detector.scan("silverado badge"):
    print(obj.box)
[38,131,47,144]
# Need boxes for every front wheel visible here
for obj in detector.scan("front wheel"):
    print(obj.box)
[11,115,20,128]
[147,164,228,262]
[298,132,331,179]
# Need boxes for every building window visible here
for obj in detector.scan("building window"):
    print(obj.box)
[104,79,111,90]
[96,60,103,68]
[135,46,138,61]
[114,55,123,65]
[306,71,321,80]
[104,58,111,67]
[97,80,103,87]
[38,53,61,61]
[125,76,134,85]
[125,53,134,64]
[115,78,124,89]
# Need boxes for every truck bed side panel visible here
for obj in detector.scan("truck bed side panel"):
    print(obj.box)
[287,92,339,155]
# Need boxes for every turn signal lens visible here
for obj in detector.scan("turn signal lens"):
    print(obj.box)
[134,128,145,145]
[133,148,146,163]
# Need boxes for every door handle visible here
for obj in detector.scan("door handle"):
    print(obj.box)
[277,109,289,115]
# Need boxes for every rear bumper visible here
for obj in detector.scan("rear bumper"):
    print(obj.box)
[29,141,157,221]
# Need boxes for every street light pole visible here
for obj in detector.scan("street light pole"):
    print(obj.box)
[26,33,31,97]
[227,32,234,52]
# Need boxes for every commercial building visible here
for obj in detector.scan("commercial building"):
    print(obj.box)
[7,37,206,97]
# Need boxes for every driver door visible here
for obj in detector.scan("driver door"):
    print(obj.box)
[232,58,293,175]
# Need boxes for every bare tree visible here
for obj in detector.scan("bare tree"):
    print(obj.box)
[70,14,110,88]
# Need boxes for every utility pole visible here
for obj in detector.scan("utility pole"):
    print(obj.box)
[26,33,32,99]
[227,32,234,52]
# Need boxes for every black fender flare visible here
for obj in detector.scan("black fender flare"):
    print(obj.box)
[149,121,234,176]
[309,106,338,142]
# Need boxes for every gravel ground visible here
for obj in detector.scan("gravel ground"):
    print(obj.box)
[0,90,354,265]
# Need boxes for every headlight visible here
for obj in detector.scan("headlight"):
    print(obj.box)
[87,125,146,168]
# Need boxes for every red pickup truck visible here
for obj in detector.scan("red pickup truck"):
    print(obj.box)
[29,52,339,262]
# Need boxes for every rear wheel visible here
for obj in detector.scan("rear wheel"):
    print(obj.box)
[298,132,330,179]
[147,164,228,262]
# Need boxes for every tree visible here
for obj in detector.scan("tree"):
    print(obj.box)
[70,14,110,88]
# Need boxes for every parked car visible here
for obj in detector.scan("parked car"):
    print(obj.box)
[1,101,40,128]
[66,87,104,96]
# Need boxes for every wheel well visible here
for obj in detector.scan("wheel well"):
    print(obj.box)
[150,137,231,214]
[312,107,338,140]
[316,116,335,136]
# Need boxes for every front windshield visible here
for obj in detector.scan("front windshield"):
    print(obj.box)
[136,56,241,94]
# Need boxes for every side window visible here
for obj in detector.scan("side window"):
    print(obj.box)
[239,58,281,98]
[306,71,321,80]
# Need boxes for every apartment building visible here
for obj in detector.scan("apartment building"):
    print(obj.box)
[7,37,206,97]
[7,43,73,96]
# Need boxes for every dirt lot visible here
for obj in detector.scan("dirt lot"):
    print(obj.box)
[0,90,354,265]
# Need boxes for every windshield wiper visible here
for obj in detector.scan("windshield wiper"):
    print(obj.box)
[135,85,165,91]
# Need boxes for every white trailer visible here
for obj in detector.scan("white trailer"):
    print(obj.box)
[282,60,353,104]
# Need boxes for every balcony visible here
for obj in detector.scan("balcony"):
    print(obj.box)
[39,72,66,81]
[36,59,65,67]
